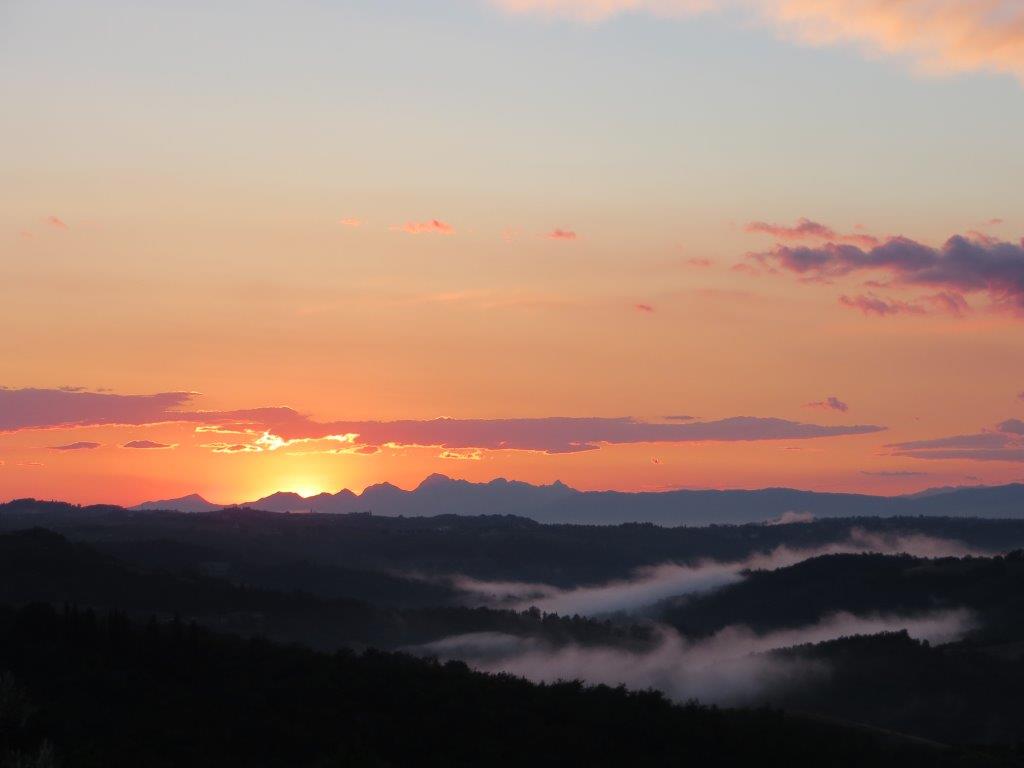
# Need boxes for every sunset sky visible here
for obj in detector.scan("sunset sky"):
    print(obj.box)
[2,0,1023,505]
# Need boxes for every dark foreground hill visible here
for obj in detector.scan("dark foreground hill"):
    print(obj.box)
[0,603,1014,768]
[0,529,643,650]
[661,550,1024,641]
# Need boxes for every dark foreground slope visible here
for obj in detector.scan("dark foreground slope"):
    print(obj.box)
[0,604,1014,768]
[662,551,1024,641]
[0,529,644,650]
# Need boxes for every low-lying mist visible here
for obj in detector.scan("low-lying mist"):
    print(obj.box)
[408,609,974,706]
[450,529,986,616]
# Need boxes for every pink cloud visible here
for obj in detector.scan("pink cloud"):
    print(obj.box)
[839,294,926,317]
[492,0,1024,83]
[547,228,578,241]
[745,217,879,248]
[339,218,363,228]
[398,220,455,235]
[46,216,68,230]
[926,291,971,317]
[635,303,655,313]
[686,257,712,267]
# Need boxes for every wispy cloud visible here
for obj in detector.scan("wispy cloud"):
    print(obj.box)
[48,441,101,451]
[122,440,176,449]
[451,529,980,616]
[397,219,455,235]
[860,470,931,477]
[888,418,1024,462]
[408,608,972,706]
[547,228,578,241]
[491,0,1024,84]
[804,396,849,413]
[746,218,878,248]
[839,293,927,317]
[201,442,262,454]
[46,215,68,230]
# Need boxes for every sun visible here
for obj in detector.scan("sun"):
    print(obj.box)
[291,483,327,499]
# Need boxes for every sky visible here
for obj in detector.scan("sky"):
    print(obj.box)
[2,0,1023,505]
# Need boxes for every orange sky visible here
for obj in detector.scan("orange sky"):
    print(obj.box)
[2,1,1023,505]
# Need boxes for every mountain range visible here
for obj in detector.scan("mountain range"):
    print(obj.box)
[131,475,1024,525]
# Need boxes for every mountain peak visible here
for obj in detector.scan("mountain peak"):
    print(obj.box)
[417,473,456,490]
[130,493,222,513]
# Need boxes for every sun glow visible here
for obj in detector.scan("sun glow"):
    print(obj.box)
[291,484,327,499]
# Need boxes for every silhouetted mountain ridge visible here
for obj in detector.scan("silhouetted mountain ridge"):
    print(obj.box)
[127,477,1024,524]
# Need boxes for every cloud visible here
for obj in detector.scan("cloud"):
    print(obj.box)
[122,440,176,449]
[663,415,696,421]
[1018,391,1024,401]
[250,415,885,454]
[888,418,1024,462]
[339,217,362,228]
[0,387,884,455]
[1001,418,1024,435]
[202,442,263,454]
[746,218,878,248]
[490,0,1024,84]
[439,448,483,460]
[755,234,1024,314]
[397,220,455,235]
[686,257,712,267]
[804,396,849,412]
[408,608,972,706]
[547,228,578,240]
[46,215,68,230]
[860,470,931,477]
[48,441,101,451]
[0,388,196,432]
[838,293,926,316]
[926,290,971,317]
[634,303,655,313]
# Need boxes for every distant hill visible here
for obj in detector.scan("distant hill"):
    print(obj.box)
[128,477,1024,525]
[131,493,223,513]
